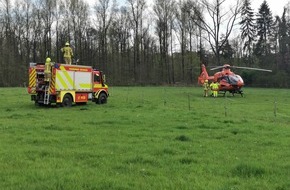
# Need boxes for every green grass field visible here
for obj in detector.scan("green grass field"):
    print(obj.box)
[1,87,290,190]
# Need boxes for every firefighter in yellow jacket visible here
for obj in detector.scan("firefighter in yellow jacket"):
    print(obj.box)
[203,80,210,97]
[61,42,73,64]
[210,81,219,97]
[44,57,52,82]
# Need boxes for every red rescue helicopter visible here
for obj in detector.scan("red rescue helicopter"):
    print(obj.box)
[198,64,272,96]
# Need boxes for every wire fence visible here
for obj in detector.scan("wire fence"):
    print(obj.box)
[109,86,290,123]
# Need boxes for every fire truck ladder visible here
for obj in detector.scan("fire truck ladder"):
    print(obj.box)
[44,84,50,105]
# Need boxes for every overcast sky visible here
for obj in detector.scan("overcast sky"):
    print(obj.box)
[84,0,289,17]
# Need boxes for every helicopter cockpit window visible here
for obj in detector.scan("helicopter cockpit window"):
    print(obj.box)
[228,75,240,85]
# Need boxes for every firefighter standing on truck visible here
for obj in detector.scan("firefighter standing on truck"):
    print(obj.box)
[61,42,73,65]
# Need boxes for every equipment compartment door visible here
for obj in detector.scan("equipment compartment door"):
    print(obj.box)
[74,72,92,91]
[55,70,75,90]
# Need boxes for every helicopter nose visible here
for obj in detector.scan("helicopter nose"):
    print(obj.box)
[236,75,244,85]
[237,80,244,86]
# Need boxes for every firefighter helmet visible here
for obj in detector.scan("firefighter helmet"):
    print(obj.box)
[65,42,70,46]
[46,57,51,62]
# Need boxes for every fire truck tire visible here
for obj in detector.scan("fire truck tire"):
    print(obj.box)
[97,93,107,104]
[62,94,72,107]
[36,102,43,106]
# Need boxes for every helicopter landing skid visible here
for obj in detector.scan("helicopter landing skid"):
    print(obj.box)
[219,90,243,97]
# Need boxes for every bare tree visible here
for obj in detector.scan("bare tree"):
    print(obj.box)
[153,0,175,83]
[94,0,115,72]
[109,6,131,83]
[70,0,90,64]
[175,0,196,82]
[21,0,34,64]
[127,0,146,83]
[174,0,187,82]
[191,0,242,65]
[1,0,14,86]
[11,0,31,84]
[41,0,56,57]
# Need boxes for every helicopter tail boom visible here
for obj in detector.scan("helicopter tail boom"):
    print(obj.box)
[198,64,214,84]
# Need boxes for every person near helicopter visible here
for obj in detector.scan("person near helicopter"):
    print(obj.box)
[203,79,210,97]
[210,81,219,97]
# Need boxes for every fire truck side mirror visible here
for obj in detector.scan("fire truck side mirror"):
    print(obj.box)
[103,75,106,83]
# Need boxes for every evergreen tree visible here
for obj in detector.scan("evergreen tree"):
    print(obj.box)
[254,0,275,56]
[220,38,234,62]
[279,10,288,54]
[277,9,289,70]
[239,0,255,58]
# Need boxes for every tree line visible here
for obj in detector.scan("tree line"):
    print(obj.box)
[0,0,289,87]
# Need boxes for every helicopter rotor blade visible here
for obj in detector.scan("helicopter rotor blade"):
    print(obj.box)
[232,66,272,72]
[210,66,224,71]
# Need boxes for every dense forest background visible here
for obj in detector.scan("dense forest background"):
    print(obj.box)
[0,0,290,87]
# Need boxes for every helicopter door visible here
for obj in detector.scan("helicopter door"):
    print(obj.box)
[219,75,230,85]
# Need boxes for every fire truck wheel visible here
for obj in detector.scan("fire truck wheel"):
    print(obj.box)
[97,93,107,104]
[62,94,72,107]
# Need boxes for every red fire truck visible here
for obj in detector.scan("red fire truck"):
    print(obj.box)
[28,62,109,107]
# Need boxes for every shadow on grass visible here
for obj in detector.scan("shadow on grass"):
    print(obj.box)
[179,157,198,165]
[231,163,266,178]
[175,135,191,142]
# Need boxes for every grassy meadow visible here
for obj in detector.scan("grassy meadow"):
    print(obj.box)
[0,86,290,190]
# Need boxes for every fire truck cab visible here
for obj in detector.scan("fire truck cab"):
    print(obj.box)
[28,62,109,107]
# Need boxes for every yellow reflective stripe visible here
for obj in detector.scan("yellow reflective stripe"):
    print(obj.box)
[29,69,36,87]
[59,66,65,71]
[94,84,102,88]
[55,79,59,89]
[58,66,74,89]
[49,73,55,93]
[57,73,68,89]
[79,83,91,89]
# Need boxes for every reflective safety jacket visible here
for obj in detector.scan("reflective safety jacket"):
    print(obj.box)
[61,46,73,58]
[203,82,209,90]
[45,60,52,73]
[210,82,219,90]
